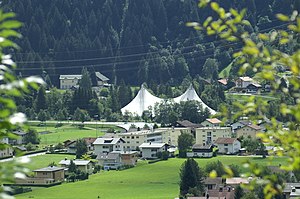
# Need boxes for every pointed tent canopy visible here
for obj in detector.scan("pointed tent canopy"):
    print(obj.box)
[121,85,163,116]
[121,84,216,116]
[173,84,216,115]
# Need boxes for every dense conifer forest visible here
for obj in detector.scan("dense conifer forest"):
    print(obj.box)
[3,0,298,87]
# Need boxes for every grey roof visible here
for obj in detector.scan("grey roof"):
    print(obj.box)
[139,142,168,149]
[204,177,223,185]
[192,144,213,149]
[59,75,82,80]
[95,72,109,81]
[93,137,125,145]
[59,159,91,166]
[97,152,120,160]
[33,166,65,172]
[12,130,27,136]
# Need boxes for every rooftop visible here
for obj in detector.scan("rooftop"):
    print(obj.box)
[218,79,228,85]
[206,118,222,124]
[239,76,253,82]
[192,144,213,149]
[226,177,249,185]
[139,142,168,149]
[59,159,91,166]
[215,138,238,144]
[118,129,166,136]
[175,120,203,128]
[33,166,65,172]
[12,130,27,136]
[95,72,109,81]
[93,137,125,145]
[59,75,82,80]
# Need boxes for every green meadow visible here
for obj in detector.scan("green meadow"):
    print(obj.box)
[16,155,287,199]
[27,123,110,146]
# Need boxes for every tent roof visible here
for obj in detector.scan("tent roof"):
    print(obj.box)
[121,85,163,116]
[121,84,216,116]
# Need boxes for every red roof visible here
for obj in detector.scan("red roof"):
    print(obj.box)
[215,138,238,144]
[206,118,222,124]
[218,79,228,85]
[247,124,261,130]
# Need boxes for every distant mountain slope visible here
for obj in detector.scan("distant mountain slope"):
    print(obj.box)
[3,0,297,86]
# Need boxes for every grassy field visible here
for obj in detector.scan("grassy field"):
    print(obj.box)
[16,156,287,199]
[28,123,106,146]
[226,92,279,103]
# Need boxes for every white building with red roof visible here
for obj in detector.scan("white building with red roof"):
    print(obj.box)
[215,138,241,154]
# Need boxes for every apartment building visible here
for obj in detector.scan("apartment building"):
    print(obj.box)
[195,127,232,146]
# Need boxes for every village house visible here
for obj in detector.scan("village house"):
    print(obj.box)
[139,142,169,159]
[15,166,65,186]
[195,127,232,146]
[246,83,262,93]
[93,137,125,155]
[59,159,93,174]
[97,151,122,170]
[231,120,251,132]
[235,76,253,89]
[225,177,250,187]
[159,127,194,147]
[0,147,14,159]
[204,177,223,190]
[214,138,241,154]
[83,137,97,151]
[201,118,222,127]
[59,75,81,90]
[63,140,77,154]
[235,124,262,139]
[95,71,110,87]
[186,144,214,158]
[9,130,27,145]
[59,72,109,90]
[283,183,300,199]
[118,128,191,150]
[96,151,138,170]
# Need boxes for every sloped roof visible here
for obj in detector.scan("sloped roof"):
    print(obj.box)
[206,118,222,124]
[95,72,109,81]
[59,159,91,166]
[218,79,228,85]
[139,142,167,149]
[176,120,203,128]
[246,124,261,130]
[121,85,163,116]
[59,75,82,80]
[239,76,253,82]
[93,137,125,145]
[121,84,216,116]
[215,138,238,144]
[33,166,64,172]
[173,85,216,114]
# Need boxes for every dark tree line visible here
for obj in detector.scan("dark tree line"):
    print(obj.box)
[2,0,296,86]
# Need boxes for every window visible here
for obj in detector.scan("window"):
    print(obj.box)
[202,135,205,137]
[127,141,130,143]
[213,135,216,137]
[136,136,139,139]
[224,144,228,146]
[131,136,134,139]
[151,149,157,152]
[136,141,139,144]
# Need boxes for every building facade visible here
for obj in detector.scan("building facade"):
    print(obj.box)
[195,127,232,146]
[93,138,125,155]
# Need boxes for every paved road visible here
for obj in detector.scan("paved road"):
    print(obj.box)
[0,152,46,163]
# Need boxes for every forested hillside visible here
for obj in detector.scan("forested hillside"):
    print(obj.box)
[3,0,297,86]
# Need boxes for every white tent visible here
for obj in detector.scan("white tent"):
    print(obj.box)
[121,85,163,116]
[121,84,216,116]
[173,84,216,115]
